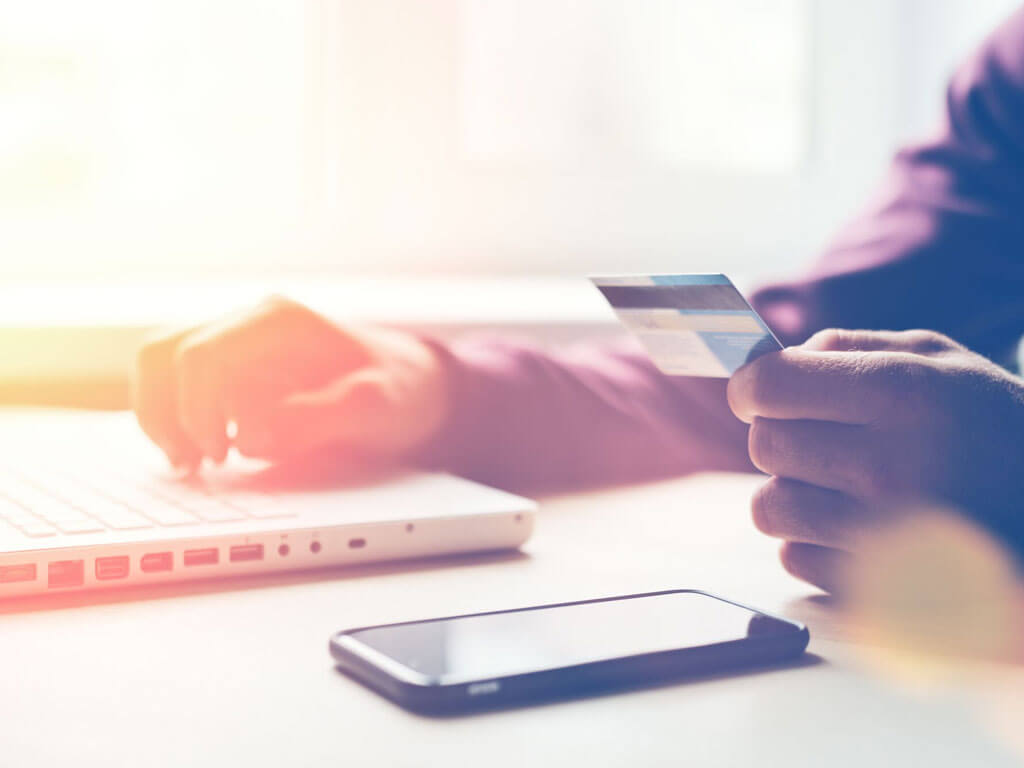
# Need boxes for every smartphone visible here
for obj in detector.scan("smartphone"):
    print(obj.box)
[329,589,809,713]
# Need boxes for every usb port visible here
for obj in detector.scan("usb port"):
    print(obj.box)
[140,552,173,573]
[95,556,130,581]
[183,548,219,567]
[48,560,85,589]
[0,563,37,584]
[229,544,264,562]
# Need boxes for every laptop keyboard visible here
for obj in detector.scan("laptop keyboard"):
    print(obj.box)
[0,465,293,538]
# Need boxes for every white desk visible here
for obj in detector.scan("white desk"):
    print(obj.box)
[2,473,1021,767]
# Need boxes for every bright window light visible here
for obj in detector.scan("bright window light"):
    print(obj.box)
[0,0,1015,279]
[460,0,809,172]
[0,1,309,271]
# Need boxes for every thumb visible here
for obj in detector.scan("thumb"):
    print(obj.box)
[263,369,395,459]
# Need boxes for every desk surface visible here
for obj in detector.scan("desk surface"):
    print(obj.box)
[2,473,1021,767]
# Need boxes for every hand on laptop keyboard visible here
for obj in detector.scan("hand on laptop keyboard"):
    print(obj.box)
[133,297,449,471]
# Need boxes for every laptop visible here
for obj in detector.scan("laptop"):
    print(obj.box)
[0,410,535,598]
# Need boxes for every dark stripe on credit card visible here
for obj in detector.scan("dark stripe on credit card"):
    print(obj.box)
[596,284,751,311]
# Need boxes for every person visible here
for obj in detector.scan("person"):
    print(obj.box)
[133,7,1024,594]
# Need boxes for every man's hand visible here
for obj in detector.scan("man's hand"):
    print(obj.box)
[727,329,1024,593]
[133,297,449,470]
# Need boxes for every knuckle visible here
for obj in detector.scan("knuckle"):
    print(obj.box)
[902,329,957,355]
[747,418,779,473]
[173,339,211,375]
[136,325,193,371]
[136,336,173,378]
[871,354,937,418]
[744,362,768,407]
[777,541,803,577]
[261,294,306,320]
[345,378,390,413]
[751,478,784,535]
[807,328,847,351]
[850,450,895,498]
[737,357,775,414]
[135,341,159,372]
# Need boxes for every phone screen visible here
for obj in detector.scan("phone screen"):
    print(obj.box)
[342,592,799,685]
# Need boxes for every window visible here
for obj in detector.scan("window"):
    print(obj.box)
[460,0,808,173]
[1,0,1019,279]
[0,0,310,273]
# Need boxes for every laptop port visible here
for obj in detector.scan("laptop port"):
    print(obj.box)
[140,552,173,573]
[183,548,219,567]
[348,538,366,549]
[229,544,264,562]
[95,556,130,581]
[48,560,85,588]
[0,563,37,583]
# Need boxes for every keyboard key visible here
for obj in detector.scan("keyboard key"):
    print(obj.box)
[0,497,29,517]
[101,489,157,509]
[1,512,39,529]
[243,504,295,520]
[54,518,105,534]
[15,520,58,537]
[224,492,278,509]
[34,503,92,522]
[0,502,37,526]
[140,502,199,527]
[90,510,153,531]
[3,487,53,510]
[186,501,247,523]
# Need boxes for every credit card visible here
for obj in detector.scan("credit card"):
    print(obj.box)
[591,274,783,378]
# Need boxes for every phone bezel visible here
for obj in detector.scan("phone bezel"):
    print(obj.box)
[329,589,810,713]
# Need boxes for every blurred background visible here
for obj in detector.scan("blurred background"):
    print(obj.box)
[0,0,1020,399]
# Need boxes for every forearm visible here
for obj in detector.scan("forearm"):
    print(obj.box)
[420,335,752,492]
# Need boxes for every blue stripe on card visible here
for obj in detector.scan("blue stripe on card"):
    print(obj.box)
[650,274,730,286]
[677,309,755,315]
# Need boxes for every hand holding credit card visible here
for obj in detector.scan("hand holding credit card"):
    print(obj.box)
[592,274,783,378]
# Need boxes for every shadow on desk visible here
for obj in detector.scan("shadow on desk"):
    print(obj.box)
[334,652,826,720]
[786,593,1024,668]
[0,549,530,616]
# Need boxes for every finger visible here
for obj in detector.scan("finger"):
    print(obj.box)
[802,328,962,356]
[727,347,917,424]
[238,370,392,460]
[752,477,880,550]
[134,329,202,469]
[175,338,229,463]
[748,417,892,497]
[779,541,855,595]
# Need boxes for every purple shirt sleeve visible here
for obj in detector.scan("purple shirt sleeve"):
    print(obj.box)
[753,5,1024,366]
[419,336,752,490]
[423,7,1024,490]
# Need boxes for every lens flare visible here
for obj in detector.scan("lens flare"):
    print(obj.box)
[843,507,1023,675]
[839,505,1024,757]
